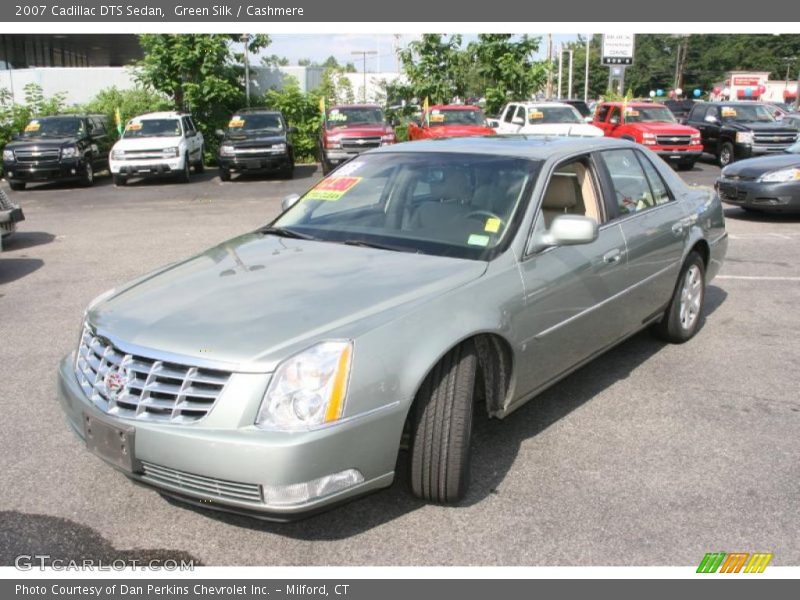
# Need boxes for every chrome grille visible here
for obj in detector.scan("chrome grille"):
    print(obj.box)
[140,461,263,503]
[75,325,230,423]
[233,146,282,155]
[14,148,60,162]
[116,150,173,160]
[341,137,381,151]
[753,133,796,145]
[655,135,691,146]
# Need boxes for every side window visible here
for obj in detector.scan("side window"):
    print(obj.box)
[637,154,672,206]
[538,156,604,229]
[90,118,106,135]
[601,149,657,216]
[503,105,516,123]
[691,105,706,122]
[515,105,526,122]
[181,117,194,134]
[609,107,621,124]
[596,105,610,122]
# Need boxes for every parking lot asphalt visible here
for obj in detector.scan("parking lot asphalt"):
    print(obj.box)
[0,157,798,567]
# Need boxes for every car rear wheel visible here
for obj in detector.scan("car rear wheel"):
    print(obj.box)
[653,252,706,343]
[719,142,734,167]
[8,181,25,191]
[410,341,478,504]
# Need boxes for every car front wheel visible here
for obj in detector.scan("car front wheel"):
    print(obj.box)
[653,251,706,343]
[81,161,94,187]
[8,181,25,191]
[410,341,478,504]
[719,142,734,167]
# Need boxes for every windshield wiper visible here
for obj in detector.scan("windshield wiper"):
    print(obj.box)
[341,239,420,253]
[259,226,318,240]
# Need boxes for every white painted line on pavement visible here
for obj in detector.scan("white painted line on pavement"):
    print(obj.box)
[717,275,800,281]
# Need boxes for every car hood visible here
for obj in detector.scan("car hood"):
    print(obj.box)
[113,136,183,151]
[721,153,800,178]
[521,123,604,137]
[425,125,495,137]
[723,121,797,134]
[5,137,76,149]
[629,122,698,134]
[89,234,488,371]
[326,125,389,137]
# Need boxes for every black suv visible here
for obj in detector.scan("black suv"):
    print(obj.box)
[2,114,112,190]
[686,102,798,167]
[217,109,296,181]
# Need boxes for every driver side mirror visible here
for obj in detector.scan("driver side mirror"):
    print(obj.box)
[281,193,301,211]
[609,116,620,125]
[704,114,719,124]
[530,214,598,253]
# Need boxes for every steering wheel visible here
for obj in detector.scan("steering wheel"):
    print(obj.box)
[464,210,504,225]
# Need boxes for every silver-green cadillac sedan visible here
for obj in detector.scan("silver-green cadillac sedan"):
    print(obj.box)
[57,136,727,520]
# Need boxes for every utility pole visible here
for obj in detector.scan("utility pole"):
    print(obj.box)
[546,34,553,99]
[584,35,590,102]
[240,34,251,107]
[557,44,563,99]
[352,50,378,103]
[568,48,574,99]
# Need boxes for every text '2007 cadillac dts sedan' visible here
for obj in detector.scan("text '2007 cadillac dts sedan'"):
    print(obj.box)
[57,136,728,520]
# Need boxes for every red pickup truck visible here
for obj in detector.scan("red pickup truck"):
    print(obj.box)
[593,101,703,170]
[408,105,495,141]
[318,104,396,175]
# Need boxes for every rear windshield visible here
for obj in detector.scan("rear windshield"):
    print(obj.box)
[428,109,486,127]
[21,117,83,138]
[123,119,182,138]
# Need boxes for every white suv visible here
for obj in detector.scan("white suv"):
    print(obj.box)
[109,112,204,186]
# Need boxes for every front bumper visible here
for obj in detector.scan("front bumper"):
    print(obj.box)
[652,147,703,161]
[110,157,184,177]
[218,154,291,173]
[735,143,797,159]
[3,159,87,182]
[56,354,399,520]
[322,148,373,165]
[715,178,800,212]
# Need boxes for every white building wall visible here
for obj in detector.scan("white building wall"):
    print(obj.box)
[0,67,136,106]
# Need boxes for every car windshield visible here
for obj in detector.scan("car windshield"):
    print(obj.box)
[21,117,83,138]
[624,106,676,123]
[123,119,181,138]
[270,152,539,260]
[227,113,284,133]
[720,104,775,123]
[528,106,583,124]
[326,107,385,129]
[428,109,486,127]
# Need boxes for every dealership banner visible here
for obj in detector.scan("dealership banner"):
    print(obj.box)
[0,0,794,22]
[3,579,799,599]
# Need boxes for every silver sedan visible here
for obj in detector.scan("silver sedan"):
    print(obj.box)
[57,136,728,520]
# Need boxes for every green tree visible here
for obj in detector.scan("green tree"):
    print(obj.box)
[82,86,171,140]
[398,34,465,103]
[261,54,289,67]
[262,76,322,162]
[319,68,355,106]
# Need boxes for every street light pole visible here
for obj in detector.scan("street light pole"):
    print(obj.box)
[352,50,378,103]
[240,34,251,107]
[557,44,563,99]
[584,35,590,102]
[568,48,574,99]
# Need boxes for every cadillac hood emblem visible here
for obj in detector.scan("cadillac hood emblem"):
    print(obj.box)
[103,365,134,401]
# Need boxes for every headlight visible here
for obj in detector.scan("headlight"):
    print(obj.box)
[271,143,287,153]
[642,133,656,145]
[381,133,396,144]
[2,149,14,161]
[220,144,235,157]
[255,341,353,430]
[162,147,179,158]
[758,167,800,183]
[111,149,125,160]
[325,137,341,149]
[61,145,79,159]
[735,132,754,145]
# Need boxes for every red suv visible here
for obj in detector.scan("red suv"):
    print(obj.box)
[318,104,395,174]
[593,102,703,170]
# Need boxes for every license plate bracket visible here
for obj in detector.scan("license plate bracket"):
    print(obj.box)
[83,412,139,474]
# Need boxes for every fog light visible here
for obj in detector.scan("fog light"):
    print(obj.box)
[7,171,13,177]
[262,469,364,507]
[70,168,76,175]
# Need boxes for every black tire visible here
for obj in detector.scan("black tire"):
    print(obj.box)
[80,161,95,187]
[195,146,205,173]
[280,162,295,180]
[410,342,478,504]
[653,252,706,344]
[112,174,127,187]
[218,168,231,182]
[320,160,332,176]
[8,181,25,191]
[178,156,191,183]
[677,159,696,171]
[718,142,735,167]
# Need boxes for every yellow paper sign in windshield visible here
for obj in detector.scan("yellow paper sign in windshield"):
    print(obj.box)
[305,176,363,201]
[229,117,245,128]
[625,109,640,116]
[528,110,544,120]
[429,114,445,123]
[125,122,142,131]
[484,218,502,233]
[24,121,40,132]
[721,107,737,117]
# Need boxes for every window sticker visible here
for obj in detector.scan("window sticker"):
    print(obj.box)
[484,218,502,233]
[528,110,544,120]
[429,114,445,123]
[335,160,365,177]
[467,234,490,247]
[328,110,348,122]
[125,122,142,131]
[304,176,363,201]
[721,107,737,117]
[24,120,40,132]
[228,116,245,128]
[624,109,640,116]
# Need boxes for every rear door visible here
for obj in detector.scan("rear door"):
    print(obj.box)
[596,148,689,335]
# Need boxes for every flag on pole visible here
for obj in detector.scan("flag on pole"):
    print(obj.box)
[319,96,326,125]
[422,96,429,126]
[114,107,123,136]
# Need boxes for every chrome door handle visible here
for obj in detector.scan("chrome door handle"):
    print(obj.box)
[602,249,623,264]
[671,223,684,236]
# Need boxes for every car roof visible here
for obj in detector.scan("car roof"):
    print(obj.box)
[428,105,482,111]
[603,101,665,108]
[232,108,283,115]
[509,102,579,108]
[371,135,634,159]
[132,111,191,119]
[329,104,382,109]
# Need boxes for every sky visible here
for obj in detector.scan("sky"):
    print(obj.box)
[262,34,581,72]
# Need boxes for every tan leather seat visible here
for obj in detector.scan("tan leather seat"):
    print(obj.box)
[541,175,579,228]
